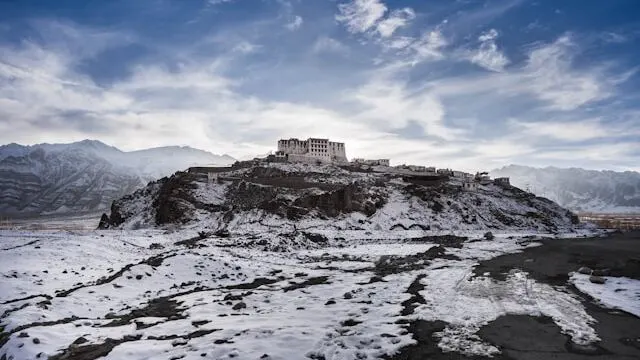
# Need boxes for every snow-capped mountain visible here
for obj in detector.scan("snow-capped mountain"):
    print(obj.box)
[0,140,235,217]
[490,165,640,214]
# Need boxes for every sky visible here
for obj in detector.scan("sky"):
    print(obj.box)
[0,0,639,172]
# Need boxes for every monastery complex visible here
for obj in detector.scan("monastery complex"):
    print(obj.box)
[192,137,510,192]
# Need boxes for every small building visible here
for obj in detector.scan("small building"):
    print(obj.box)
[425,166,436,173]
[352,158,390,166]
[437,168,454,176]
[494,177,510,186]
[462,181,479,191]
[475,171,493,185]
[478,175,492,185]
[407,165,427,172]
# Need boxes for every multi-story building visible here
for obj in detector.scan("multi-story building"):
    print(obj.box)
[277,138,347,163]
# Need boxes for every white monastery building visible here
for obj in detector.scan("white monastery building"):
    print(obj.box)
[277,138,347,164]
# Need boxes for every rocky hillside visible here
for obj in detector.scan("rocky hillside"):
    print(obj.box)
[100,163,581,234]
[491,165,640,214]
[0,140,234,217]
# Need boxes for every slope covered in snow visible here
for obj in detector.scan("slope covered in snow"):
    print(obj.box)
[0,140,235,217]
[491,165,640,214]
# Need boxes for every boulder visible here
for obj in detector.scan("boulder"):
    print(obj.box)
[592,268,610,277]
[97,213,111,229]
[302,232,328,244]
[589,275,606,284]
[577,267,592,275]
[232,302,246,310]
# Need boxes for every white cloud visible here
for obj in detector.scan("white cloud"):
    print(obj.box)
[312,36,349,54]
[468,29,509,72]
[375,8,415,38]
[473,140,534,159]
[232,41,261,54]
[336,0,387,34]
[509,118,612,142]
[334,1,445,66]
[600,32,627,43]
[348,75,465,141]
[408,30,447,63]
[533,143,638,162]
[381,36,413,50]
[433,35,617,112]
[285,15,303,31]
[524,35,606,110]
[478,28,499,42]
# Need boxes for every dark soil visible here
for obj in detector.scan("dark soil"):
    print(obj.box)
[409,235,468,248]
[470,230,640,359]
[478,315,613,359]
[399,274,426,316]
[384,320,460,360]
[49,335,142,360]
[282,276,330,292]
[473,231,640,284]
[387,231,640,360]
[224,277,280,290]
[101,297,184,327]
[374,245,459,276]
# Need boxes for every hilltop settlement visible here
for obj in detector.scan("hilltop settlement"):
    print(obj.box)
[191,137,509,193]
[97,136,575,234]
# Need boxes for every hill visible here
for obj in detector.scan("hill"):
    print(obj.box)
[100,162,582,235]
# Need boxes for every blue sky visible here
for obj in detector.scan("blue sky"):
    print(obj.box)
[0,0,639,171]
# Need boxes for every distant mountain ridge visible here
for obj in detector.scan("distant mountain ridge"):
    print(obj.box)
[490,165,640,214]
[0,140,235,217]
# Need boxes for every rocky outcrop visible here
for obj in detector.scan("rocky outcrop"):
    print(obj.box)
[292,182,385,217]
[153,173,200,225]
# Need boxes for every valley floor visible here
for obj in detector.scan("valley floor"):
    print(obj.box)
[1,229,639,360]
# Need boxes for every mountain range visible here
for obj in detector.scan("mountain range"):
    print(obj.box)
[491,165,640,214]
[0,140,234,217]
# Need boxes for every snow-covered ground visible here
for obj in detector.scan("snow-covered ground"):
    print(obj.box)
[0,229,608,359]
[570,273,640,317]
